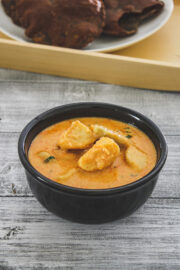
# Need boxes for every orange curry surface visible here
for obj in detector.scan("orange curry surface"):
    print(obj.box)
[28,117,157,189]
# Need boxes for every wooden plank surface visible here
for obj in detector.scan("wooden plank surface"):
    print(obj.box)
[0,81,180,134]
[0,198,180,270]
[0,68,180,269]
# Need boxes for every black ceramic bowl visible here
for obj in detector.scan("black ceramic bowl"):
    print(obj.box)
[18,103,167,224]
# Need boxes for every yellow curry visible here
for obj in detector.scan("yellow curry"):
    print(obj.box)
[28,117,157,189]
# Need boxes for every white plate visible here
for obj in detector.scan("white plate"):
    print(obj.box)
[0,0,174,52]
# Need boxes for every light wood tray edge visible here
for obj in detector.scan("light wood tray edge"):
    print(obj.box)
[0,38,180,91]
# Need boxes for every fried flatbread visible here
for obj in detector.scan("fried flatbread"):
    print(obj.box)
[103,0,164,37]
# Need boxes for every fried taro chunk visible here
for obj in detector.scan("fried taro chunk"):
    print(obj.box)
[2,0,105,49]
[78,137,120,172]
[91,124,130,147]
[58,120,96,150]
[125,145,147,171]
[103,0,164,37]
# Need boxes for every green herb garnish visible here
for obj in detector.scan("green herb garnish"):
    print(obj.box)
[126,135,132,139]
[44,156,55,163]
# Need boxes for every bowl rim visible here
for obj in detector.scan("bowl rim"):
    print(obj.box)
[18,102,168,196]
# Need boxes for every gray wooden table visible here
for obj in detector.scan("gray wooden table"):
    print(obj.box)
[0,68,180,270]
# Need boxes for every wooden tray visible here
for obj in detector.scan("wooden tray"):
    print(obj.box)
[0,0,179,91]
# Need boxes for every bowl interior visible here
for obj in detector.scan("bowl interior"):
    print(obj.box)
[24,103,163,161]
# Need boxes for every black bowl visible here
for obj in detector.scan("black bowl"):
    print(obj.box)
[18,103,167,224]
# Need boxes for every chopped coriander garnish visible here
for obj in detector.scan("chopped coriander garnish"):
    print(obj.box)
[44,156,55,163]
[126,135,132,139]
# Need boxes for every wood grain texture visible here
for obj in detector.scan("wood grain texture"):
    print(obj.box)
[0,197,180,270]
[0,35,180,91]
[0,81,180,134]
[0,68,180,269]
[0,68,77,82]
